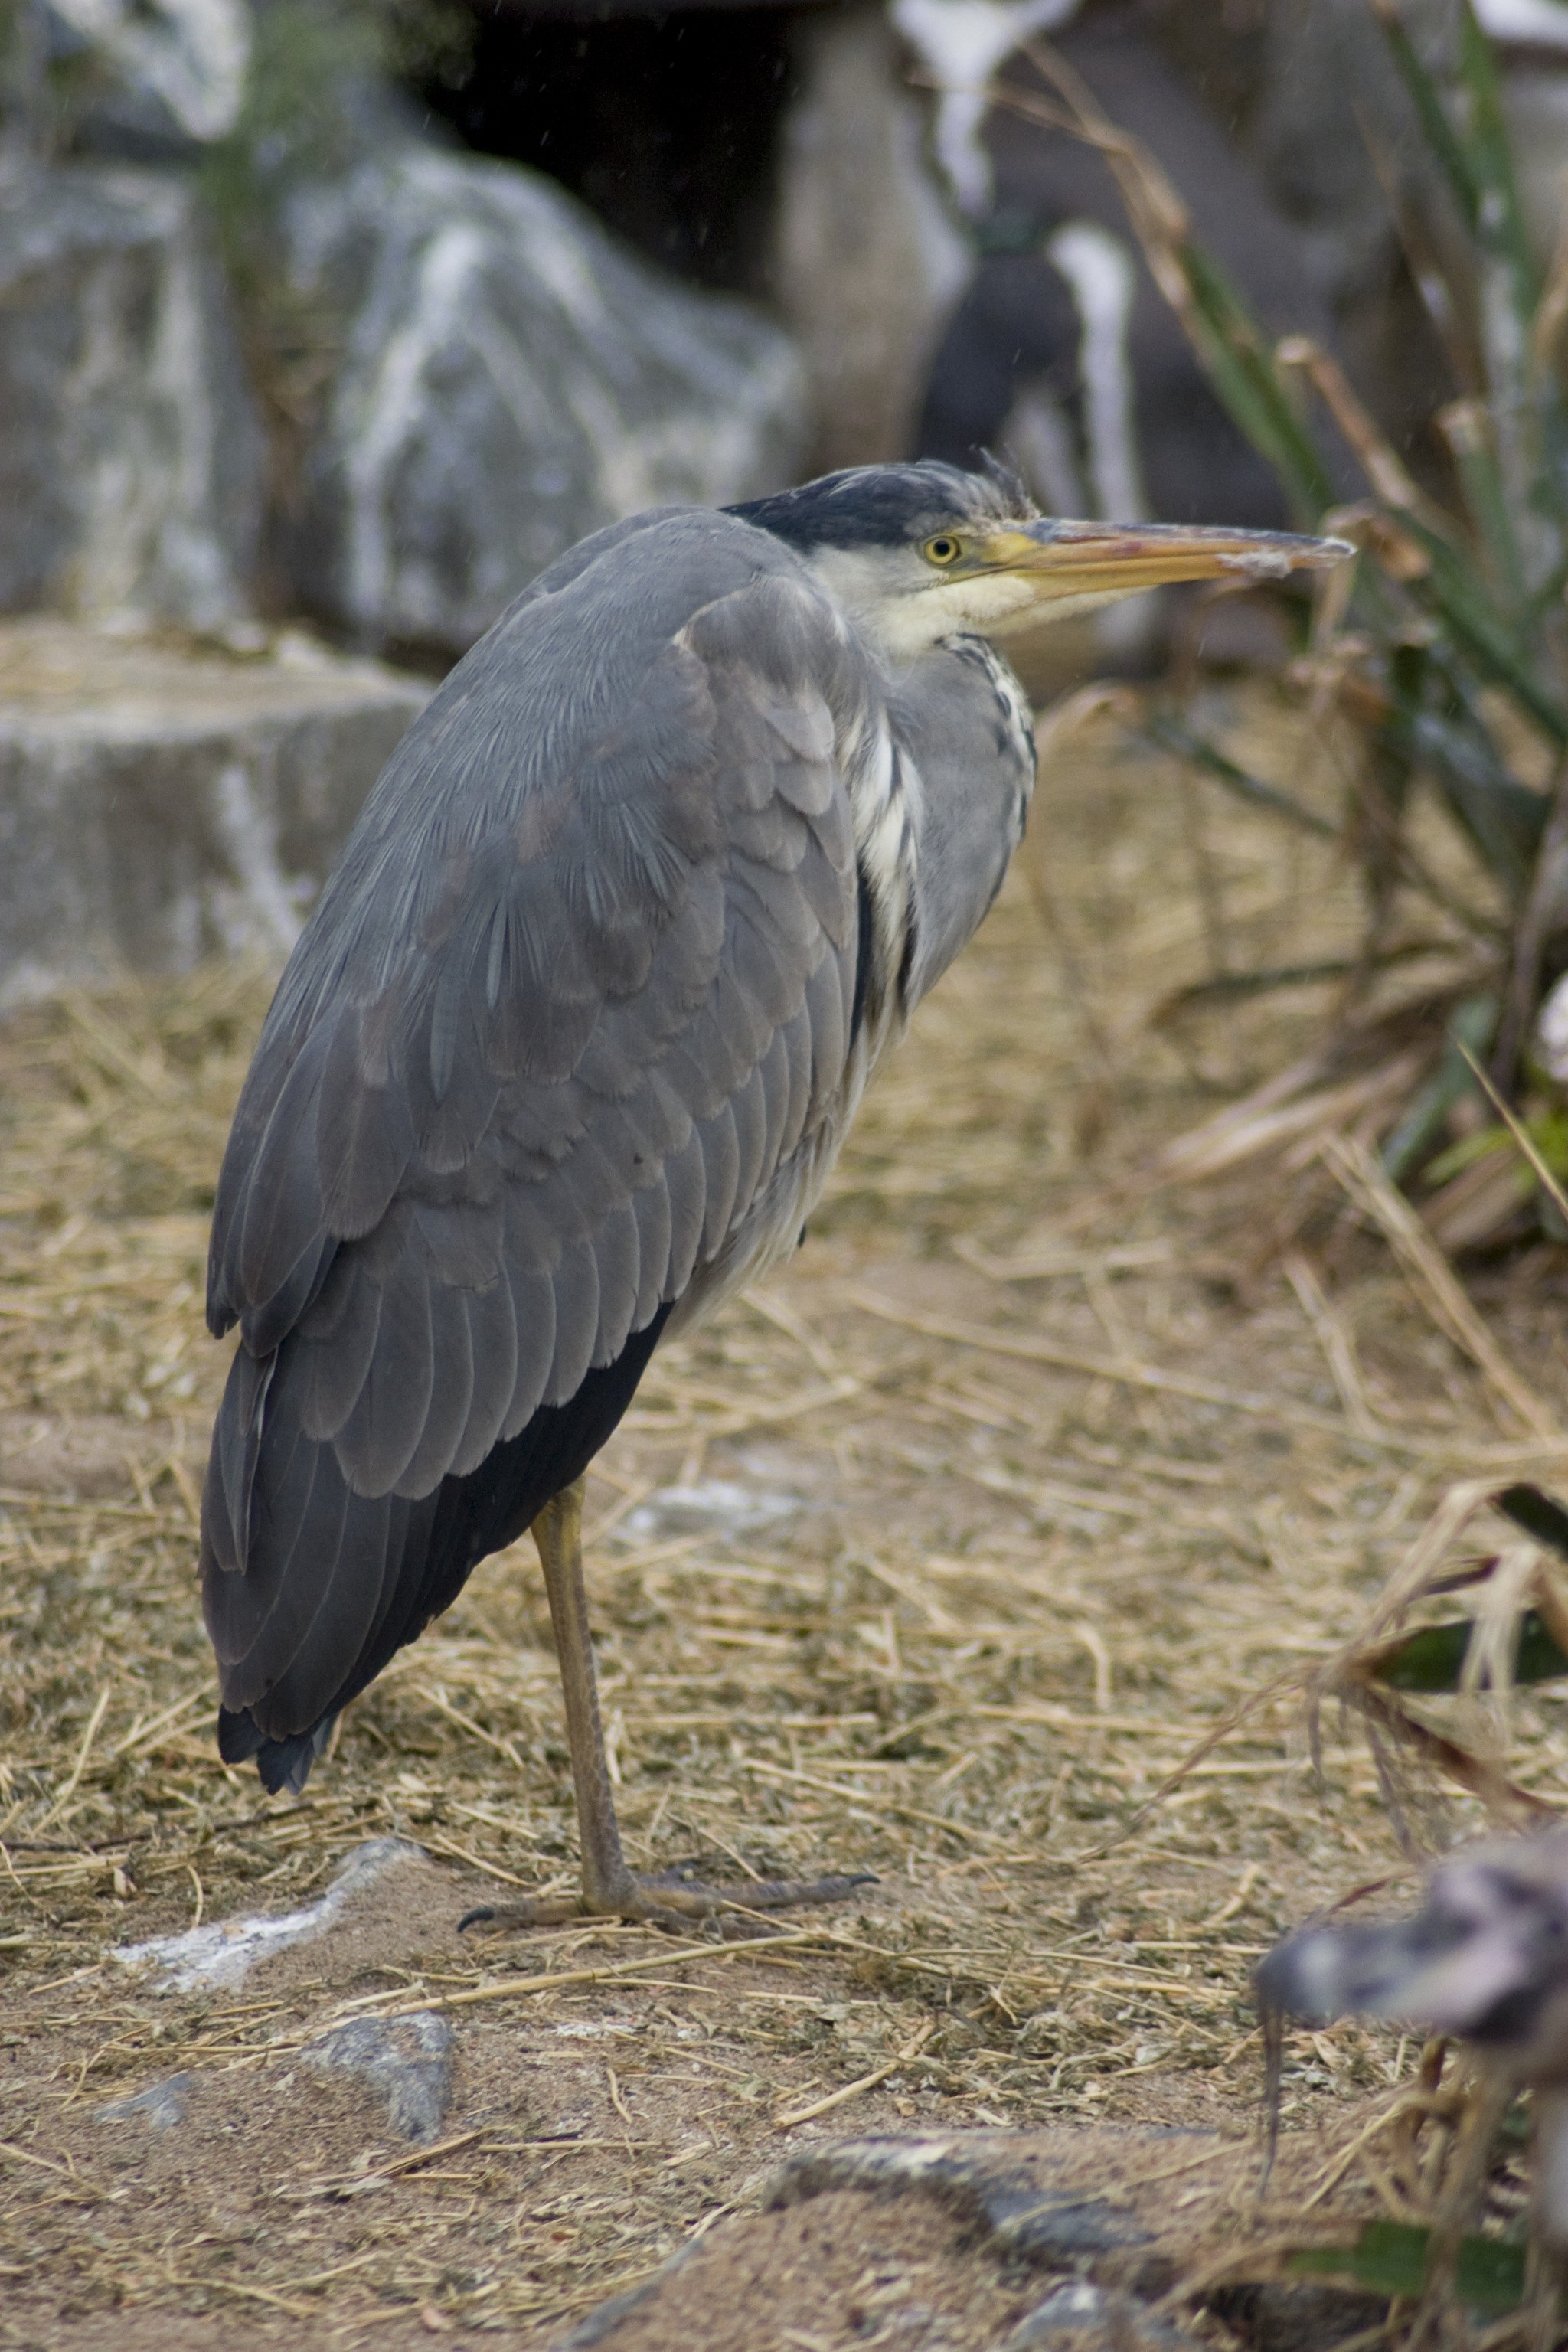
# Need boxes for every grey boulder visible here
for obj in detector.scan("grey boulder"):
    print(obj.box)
[0,162,264,630]
[0,619,427,1004]
[39,0,251,158]
[94,2070,194,2132]
[276,139,808,658]
[305,2011,454,2144]
[1004,2282,1197,2349]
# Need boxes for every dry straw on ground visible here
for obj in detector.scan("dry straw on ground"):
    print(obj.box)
[4,682,1568,2342]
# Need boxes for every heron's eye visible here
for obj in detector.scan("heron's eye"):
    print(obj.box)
[923,535,963,567]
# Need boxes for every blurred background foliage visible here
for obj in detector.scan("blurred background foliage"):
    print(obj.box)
[1011,3,1568,1253]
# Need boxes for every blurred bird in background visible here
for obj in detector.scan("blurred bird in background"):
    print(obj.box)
[200,461,1345,1929]
[1259,1825,1568,2262]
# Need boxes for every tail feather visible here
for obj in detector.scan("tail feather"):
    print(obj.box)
[217,1706,337,1795]
[203,1302,674,1789]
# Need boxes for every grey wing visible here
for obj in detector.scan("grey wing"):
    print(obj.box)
[201,552,871,1767]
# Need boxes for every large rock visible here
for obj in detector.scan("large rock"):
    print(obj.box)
[304,2011,453,2143]
[38,0,251,158]
[0,620,427,1004]
[554,2129,1383,2352]
[0,162,264,630]
[276,139,808,658]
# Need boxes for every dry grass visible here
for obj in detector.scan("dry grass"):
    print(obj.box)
[5,681,1568,2341]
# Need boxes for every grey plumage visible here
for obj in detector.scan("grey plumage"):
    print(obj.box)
[202,482,1026,1783]
[201,463,1344,1802]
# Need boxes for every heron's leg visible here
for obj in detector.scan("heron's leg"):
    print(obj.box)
[534,1475,635,1913]
[459,1476,874,1936]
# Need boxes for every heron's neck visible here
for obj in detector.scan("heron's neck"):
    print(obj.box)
[888,635,1035,1010]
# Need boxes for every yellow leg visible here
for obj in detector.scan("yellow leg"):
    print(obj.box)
[459,1475,874,1934]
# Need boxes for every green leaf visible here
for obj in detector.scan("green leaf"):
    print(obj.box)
[1289,2219,1525,2314]
[1423,1111,1568,1192]
[1371,1606,1568,1691]
[1457,2231,1529,2313]
[1367,1481,1568,1692]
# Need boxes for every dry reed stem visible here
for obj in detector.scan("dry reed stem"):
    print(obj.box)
[1323,1138,1559,1440]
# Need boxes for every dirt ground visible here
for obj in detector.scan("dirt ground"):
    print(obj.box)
[4,683,1567,2345]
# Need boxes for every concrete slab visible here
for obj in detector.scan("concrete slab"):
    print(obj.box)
[0,619,429,1002]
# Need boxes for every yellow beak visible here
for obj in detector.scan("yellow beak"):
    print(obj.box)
[983,517,1353,599]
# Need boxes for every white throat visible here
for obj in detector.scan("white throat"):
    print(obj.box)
[805,545,1135,666]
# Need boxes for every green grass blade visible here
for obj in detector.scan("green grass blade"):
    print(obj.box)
[1495,1480,1568,1557]
[1367,1481,1568,1691]
[1400,518,1568,743]
[1142,715,1340,839]
[1455,1,1539,303]
[1289,2220,1525,2314]
[1393,706,1546,895]
[1442,403,1528,610]
[1457,2233,1528,2314]
[1381,995,1495,1182]
[1177,243,1340,519]
[1371,2,1483,236]
[1371,1608,1568,1691]
[1452,3,1568,573]
[1374,5,1568,567]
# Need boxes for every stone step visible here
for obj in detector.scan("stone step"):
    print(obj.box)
[0,619,429,1004]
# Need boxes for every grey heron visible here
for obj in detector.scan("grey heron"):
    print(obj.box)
[201,461,1346,1928]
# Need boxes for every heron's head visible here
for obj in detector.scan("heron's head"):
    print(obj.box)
[729,462,1351,667]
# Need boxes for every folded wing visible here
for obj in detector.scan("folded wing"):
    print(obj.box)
[201,515,872,1782]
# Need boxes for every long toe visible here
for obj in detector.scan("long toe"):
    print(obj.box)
[457,1868,876,1937]
[642,1869,877,1916]
[457,1896,585,1932]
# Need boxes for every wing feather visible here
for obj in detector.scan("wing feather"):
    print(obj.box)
[545,1236,601,1404]
[630,1176,673,1329]
[777,1004,815,1160]
[449,1276,518,1478]
[254,1485,397,1730]
[803,935,851,1097]
[753,1024,798,1171]
[298,1259,382,1444]
[590,1196,642,1367]
[334,1242,434,1495]
[696,1100,743,1256]
[501,1253,557,1439]
[315,1003,417,1240]
[727,1063,770,1222]
[397,1285,475,1500]
[231,1026,332,1341]
[662,1127,708,1298]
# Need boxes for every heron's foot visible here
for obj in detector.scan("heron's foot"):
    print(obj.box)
[459,1861,876,1939]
